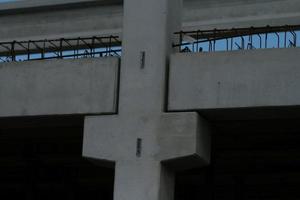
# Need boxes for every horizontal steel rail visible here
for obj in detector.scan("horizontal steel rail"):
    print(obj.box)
[174,25,300,53]
[0,35,122,63]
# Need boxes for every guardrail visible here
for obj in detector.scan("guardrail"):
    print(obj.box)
[173,25,300,53]
[0,35,122,63]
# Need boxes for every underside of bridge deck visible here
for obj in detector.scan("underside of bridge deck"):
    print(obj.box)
[1,116,300,200]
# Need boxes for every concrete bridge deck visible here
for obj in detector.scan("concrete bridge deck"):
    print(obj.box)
[0,0,299,42]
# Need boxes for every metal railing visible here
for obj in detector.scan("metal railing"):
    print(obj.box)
[0,35,122,63]
[173,25,300,53]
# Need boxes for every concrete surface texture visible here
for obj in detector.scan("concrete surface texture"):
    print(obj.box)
[1,0,299,199]
[168,48,300,111]
[0,57,119,117]
[1,0,299,42]
[83,0,210,200]
[183,0,300,30]
[0,4,123,42]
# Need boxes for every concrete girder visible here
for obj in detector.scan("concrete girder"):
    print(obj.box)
[0,57,119,117]
[168,48,300,120]
[0,0,300,42]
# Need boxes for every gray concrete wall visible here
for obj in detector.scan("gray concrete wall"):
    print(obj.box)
[0,4,123,42]
[184,0,300,30]
[0,0,121,11]
[1,0,299,42]
[168,48,300,111]
[0,57,119,117]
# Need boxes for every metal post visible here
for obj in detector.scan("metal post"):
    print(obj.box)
[11,41,16,61]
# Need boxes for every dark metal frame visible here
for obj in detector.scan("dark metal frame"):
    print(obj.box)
[0,35,122,63]
[173,25,300,52]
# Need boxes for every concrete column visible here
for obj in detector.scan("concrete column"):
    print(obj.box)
[114,160,174,200]
[83,0,211,200]
[119,0,182,114]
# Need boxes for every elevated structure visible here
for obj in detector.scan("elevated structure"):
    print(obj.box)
[0,0,300,199]
[1,0,300,41]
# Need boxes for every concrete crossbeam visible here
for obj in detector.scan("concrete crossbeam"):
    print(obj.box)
[83,113,210,168]
[83,112,211,199]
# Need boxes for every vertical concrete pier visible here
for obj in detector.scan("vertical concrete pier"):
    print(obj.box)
[83,0,211,199]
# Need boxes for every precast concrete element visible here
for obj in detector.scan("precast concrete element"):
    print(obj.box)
[84,113,211,199]
[168,48,300,111]
[0,0,121,11]
[0,57,119,117]
[83,0,211,200]
[1,0,299,42]
[0,3,123,42]
[183,0,300,30]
